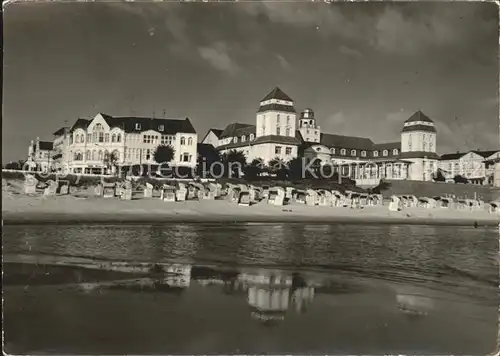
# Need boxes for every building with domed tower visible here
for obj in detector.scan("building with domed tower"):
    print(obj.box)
[201,87,447,185]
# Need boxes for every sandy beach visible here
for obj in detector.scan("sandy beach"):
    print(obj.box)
[3,185,499,226]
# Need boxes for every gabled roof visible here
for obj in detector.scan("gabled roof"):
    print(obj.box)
[69,114,196,134]
[209,129,223,138]
[53,127,69,136]
[260,87,293,102]
[219,123,255,138]
[404,110,434,123]
[319,133,374,150]
[39,141,53,150]
[439,152,466,160]
[472,150,500,158]
[398,151,440,160]
[372,142,401,151]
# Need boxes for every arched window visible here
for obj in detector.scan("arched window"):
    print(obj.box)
[277,114,281,123]
[181,136,186,145]
[393,149,399,155]
[188,137,193,145]
[92,132,97,142]
[111,134,116,143]
[250,134,254,140]
[112,150,120,161]
[87,134,92,143]
[117,134,121,143]
[340,149,346,155]
[285,128,290,136]
[361,151,367,157]
[286,116,290,124]
[105,133,109,142]
[74,134,79,143]
[233,137,238,143]
[98,132,104,143]
[277,127,281,135]
[330,148,336,154]
[86,150,91,160]
[351,150,356,156]
[92,150,96,161]
[373,151,379,157]
[98,150,103,161]
[241,135,246,142]
[383,150,388,156]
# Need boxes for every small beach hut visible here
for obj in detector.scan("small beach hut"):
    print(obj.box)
[176,183,188,201]
[43,179,58,196]
[331,190,345,207]
[120,181,133,200]
[388,195,402,211]
[57,179,70,195]
[294,189,307,204]
[317,189,333,206]
[23,174,38,195]
[417,197,436,209]
[262,185,270,199]
[237,190,252,206]
[249,185,263,202]
[268,187,286,206]
[160,185,177,202]
[143,183,154,198]
[305,189,318,206]
[359,193,369,207]
[102,182,116,198]
[489,201,500,215]
[435,196,454,209]
[367,194,383,206]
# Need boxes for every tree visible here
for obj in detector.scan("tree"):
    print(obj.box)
[153,145,175,165]
[287,157,304,181]
[432,168,446,182]
[268,157,288,180]
[243,158,265,180]
[454,174,469,184]
[221,150,247,178]
[103,151,119,176]
[197,144,221,178]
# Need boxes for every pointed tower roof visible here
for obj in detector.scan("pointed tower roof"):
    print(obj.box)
[404,110,434,123]
[260,87,293,102]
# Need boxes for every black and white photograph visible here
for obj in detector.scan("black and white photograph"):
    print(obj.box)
[2,0,499,354]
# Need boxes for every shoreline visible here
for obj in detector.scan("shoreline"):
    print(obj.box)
[3,194,499,227]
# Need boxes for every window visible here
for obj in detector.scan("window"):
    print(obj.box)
[286,147,292,155]
[285,128,290,136]
[105,133,109,142]
[112,134,116,143]
[277,127,281,135]
[315,131,318,135]
[182,153,190,162]
[181,137,186,145]
[330,148,336,154]
[92,150,96,160]
[383,150,388,156]
[423,142,427,150]
[87,134,92,143]
[158,125,164,132]
[316,147,321,152]
[277,114,280,123]
[136,149,141,160]
[86,150,91,160]
[146,149,151,161]
[250,134,254,141]
[188,137,193,145]
[92,132,97,142]
[361,151,367,157]
[99,132,104,143]
[135,123,141,130]
[117,134,121,143]
[340,149,346,156]
[275,146,282,154]
[98,150,103,161]
[241,135,246,142]
[233,137,238,143]
[351,150,356,156]
[373,151,379,157]
[393,149,399,155]
[287,116,290,125]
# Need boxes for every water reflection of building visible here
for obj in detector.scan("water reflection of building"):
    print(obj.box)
[394,285,434,317]
[162,264,191,288]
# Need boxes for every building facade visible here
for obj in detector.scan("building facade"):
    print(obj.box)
[27,137,54,172]
[439,150,500,185]
[202,87,442,185]
[31,113,199,174]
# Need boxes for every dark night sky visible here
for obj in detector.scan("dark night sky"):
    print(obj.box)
[3,1,499,162]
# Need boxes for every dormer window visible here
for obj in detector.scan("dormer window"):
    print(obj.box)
[340,149,346,156]
[158,125,164,132]
[234,137,238,143]
[241,135,246,142]
[351,150,356,156]
[393,149,399,155]
[135,123,141,130]
[250,134,254,141]
[361,151,366,157]
[373,151,379,157]
[330,148,336,154]
[383,150,388,156]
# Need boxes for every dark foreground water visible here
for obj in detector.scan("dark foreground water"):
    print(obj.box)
[3,223,499,355]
